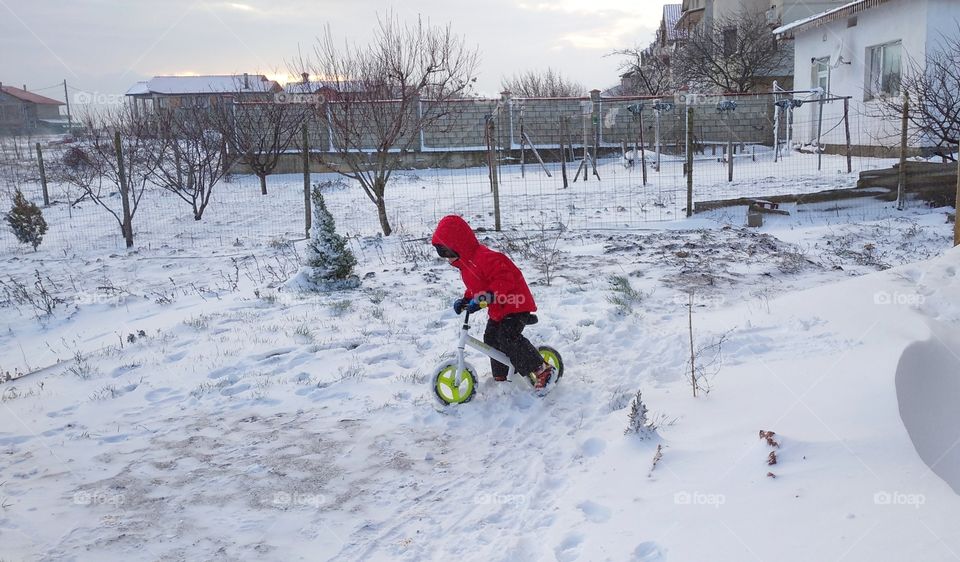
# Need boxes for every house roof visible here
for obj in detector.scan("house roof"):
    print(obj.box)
[284,80,368,94]
[773,0,892,37]
[0,85,64,105]
[126,74,279,96]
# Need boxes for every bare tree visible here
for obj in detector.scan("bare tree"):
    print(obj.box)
[59,107,157,247]
[152,106,234,220]
[673,10,791,93]
[877,33,960,160]
[212,95,308,194]
[299,14,479,235]
[610,46,673,96]
[500,68,584,97]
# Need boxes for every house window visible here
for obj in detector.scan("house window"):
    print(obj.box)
[722,28,737,57]
[865,41,902,100]
[812,57,831,93]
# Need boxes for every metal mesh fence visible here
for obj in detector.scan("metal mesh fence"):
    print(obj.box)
[0,91,942,254]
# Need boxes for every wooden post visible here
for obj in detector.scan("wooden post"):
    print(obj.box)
[897,94,909,211]
[773,103,780,163]
[654,108,661,172]
[727,140,734,182]
[955,145,959,246]
[559,117,568,189]
[520,105,526,179]
[36,142,49,206]
[843,97,853,174]
[486,117,502,231]
[302,123,311,238]
[114,131,134,248]
[816,90,826,171]
[686,107,694,217]
[638,109,648,186]
[522,132,551,177]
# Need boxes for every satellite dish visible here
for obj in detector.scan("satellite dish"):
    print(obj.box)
[831,40,851,67]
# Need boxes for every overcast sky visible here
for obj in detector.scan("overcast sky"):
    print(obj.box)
[0,0,669,104]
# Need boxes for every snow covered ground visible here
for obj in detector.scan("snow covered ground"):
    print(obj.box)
[0,162,958,560]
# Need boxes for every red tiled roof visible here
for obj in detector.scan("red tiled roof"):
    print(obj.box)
[1,85,64,105]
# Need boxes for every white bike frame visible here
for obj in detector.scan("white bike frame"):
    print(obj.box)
[455,310,515,385]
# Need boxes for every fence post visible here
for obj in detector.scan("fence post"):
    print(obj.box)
[113,131,134,248]
[686,106,694,218]
[36,142,49,206]
[591,89,601,179]
[897,94,909,211]
[638,108,648,186]
[954,143,959,246]
[727,140,734,183]
[559,116,569,189]
[844,97,853,174]
[302,123,311,239]
[486,116,502,231]
[816,90,826,171]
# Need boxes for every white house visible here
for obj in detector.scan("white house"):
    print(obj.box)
[774,0,960,154]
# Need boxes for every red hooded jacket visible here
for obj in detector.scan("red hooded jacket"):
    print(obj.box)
[431,215,537,322]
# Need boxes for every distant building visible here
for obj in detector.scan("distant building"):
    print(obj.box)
[284,73,385,102]
[775,0,960,152]
[0,82,65,134]
[125,74,282,115]
[678,0,847,31]
[617,4,686,95]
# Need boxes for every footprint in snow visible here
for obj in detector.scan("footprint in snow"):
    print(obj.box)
[220,383,251,397]
[554,533,584,562]
[145,387,184,405]
[631,541,665,561]
[577,500,612,523]
[580,437,606,458]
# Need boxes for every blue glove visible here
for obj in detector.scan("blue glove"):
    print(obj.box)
[453,298,468,315]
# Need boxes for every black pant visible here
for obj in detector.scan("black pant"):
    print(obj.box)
[484,314,543,377]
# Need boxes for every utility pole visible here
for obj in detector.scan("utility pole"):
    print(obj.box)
[63,80,72,132]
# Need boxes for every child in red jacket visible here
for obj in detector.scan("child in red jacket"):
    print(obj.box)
[431,215,554,389]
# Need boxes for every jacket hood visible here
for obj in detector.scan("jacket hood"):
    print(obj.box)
[431,215,479,259]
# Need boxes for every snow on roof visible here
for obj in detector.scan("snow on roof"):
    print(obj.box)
[128,75,279,96]
[773,0,891,37]
[0,85,64,105]
[125,81,150,96]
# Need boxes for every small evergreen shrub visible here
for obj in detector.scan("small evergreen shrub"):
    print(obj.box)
[306,187,358,288]
[6,190,48,250]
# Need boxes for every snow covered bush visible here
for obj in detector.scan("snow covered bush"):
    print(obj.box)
[607,274,644,315]
[5,190,47,250]
[293,187,358,291]
[625,390,652,438]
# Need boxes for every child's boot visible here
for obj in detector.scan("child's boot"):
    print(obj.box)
[533,363,554,389]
